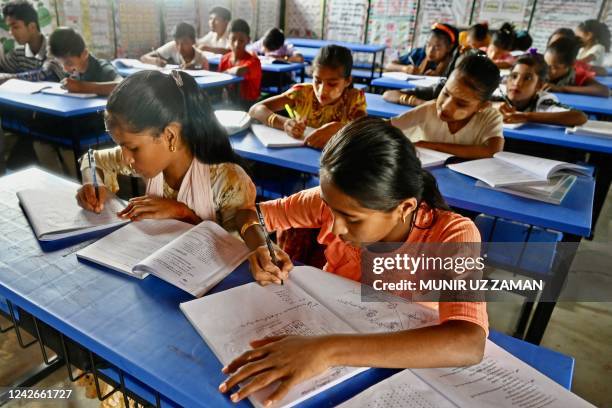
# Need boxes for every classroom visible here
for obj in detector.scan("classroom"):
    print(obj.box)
[0,0,611,407]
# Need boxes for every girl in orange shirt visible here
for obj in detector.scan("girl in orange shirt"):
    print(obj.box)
[226,117,487,406]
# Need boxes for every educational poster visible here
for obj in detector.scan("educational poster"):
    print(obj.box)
[161,0,199,43]
[366,0,419,64]
[230,0,257,38]
[0,0,56,54]
[413,0,473,47]
[114,0,161,58]
[284,0,324,39]
[324,0,369,43]
[57,0,115,59]
[529,0,604,50]
[471,0,534,29]
[256,0,281,40]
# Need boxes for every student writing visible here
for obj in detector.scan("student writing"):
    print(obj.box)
[224,118,487,406]
[249,45,366,149]
[391,54,504,159]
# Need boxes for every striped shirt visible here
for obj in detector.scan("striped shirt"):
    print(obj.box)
[0,35,63,82]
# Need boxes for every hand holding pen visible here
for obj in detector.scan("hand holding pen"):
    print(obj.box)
[75,149,107,213]
[283,104,306,139]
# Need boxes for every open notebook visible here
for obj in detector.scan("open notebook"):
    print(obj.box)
[181,266,439,408]
[113,58,179,70]
[417,147,453,168]
[447,152,590,188]
[0,79,97,98]
[77,220,249,297]
[17,186,128,241]
[476,174,577,205]
[566,120,612,138]
[215,110,251,135]
[252,123,315,148]
[338,340,593,408]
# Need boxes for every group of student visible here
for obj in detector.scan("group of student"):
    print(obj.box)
[0,1,610,406]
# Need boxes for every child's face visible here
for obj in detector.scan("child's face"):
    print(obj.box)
[574,28,591,45]
[507,63,542,105]
[467,34,487,50]
[426,34,451,62]
[320,175,414,245]
[58,50,89,74]
[436,74,486,122]
[5,17,37,45]
[544,51,569,81]
[175,37,195,59]
[209,13,229,35]
[312,65,351,106]
[229,32,249,56]
[486,43,506,59]
[109,122,175,179]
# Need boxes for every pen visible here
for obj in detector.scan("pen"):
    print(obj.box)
[255,203,282,285]
[87,148,99,201]
[285,103,296,120]
[498,86,513,107]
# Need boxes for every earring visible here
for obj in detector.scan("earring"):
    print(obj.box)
[170,145,176,152]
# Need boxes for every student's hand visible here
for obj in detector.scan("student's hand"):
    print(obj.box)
[61,77,85,93]
[248,244,293,286]
[219,335,333,406]
[382,90,402,103]
[283,119,306,139]
[402,65,415,74]
[499,103,529,124]
[154,57,167,67]
[304,128,330,149]
[117,196,194,221]
[76,183,109,213]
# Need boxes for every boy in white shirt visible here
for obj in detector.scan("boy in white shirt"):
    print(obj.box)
[197,6,231,55]
[141,22,208,69]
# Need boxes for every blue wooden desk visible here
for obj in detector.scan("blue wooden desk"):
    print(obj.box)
[371,77,612,116]
[0,90,110,176]
[0,168,576,407]
[113,66,242,89]
[365,93,411,118]
[596,75,612,89]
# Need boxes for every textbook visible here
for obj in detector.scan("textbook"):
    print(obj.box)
[215,110,251,135]
[181,266,439,408]
[78,220,250,297]
[17,186,128,241]
[0,79,97,98]
[416,147,453,168]
[447,152,590,188]
[566,120,612,138]
[252,123,315,148]
[476,174,577,205]
[338,340,594,408]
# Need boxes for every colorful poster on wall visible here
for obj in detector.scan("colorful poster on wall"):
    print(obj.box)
[324,0,369,43]
[414,0,472,46]
[471,0,533,29]
[366,0,419,64]
[0,0,55,54]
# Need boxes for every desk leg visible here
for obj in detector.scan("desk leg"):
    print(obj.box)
[524,234,581,344]
[71,119,82,182]
[300,67,305,83]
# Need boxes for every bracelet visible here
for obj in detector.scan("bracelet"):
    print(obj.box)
[240,220,261,237]
[400,94,409,105]
[267,113,278,127]
[408,95,417,105]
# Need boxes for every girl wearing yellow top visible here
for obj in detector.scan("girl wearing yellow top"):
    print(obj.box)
[223,118,487,406]
[248,45,367,149]
[391,54,504,159]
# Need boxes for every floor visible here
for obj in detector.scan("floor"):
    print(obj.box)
[0,137,610,408]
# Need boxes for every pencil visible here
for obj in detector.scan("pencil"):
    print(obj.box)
[255,203,282,285]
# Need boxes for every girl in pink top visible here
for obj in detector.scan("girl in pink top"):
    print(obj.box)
[227,117,488,406]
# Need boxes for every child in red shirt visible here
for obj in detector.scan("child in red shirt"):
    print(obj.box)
[218,18,262,107]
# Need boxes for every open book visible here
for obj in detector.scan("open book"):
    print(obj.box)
[17,186,128,241]
[215,110,251,135]
[339,340,593,408]
[447,152,590,188]
[417,147,453,168]
[252,123,315,148]
[180,266,439,408]
[566,120,612,138]
[0,79,97,98]
[381,72,443,86]
[113,58,179,70]
[78,220,250,297]
[476,174,577,205]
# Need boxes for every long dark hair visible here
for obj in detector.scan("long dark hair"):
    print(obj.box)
[105,70,241,166]
[320,117,449,217]
[578,19,611,51]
